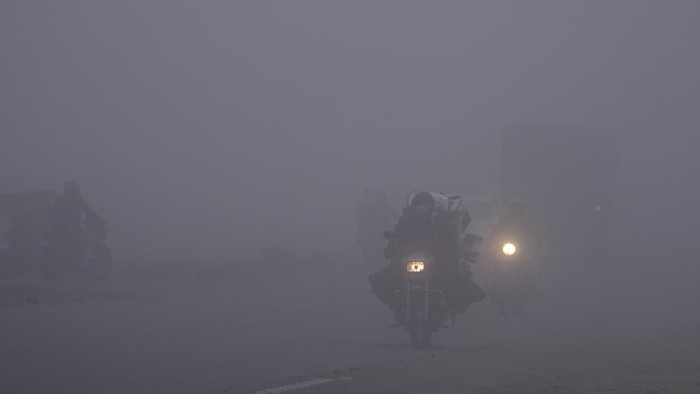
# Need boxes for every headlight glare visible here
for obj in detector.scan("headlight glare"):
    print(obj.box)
[406,261,425,273]
[502,243,517,256]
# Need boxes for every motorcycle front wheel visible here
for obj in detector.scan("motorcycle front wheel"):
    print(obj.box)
[407,291,431,349]
[408,319,432,349]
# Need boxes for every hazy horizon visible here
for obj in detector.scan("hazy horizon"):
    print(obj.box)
[2,1,698,262]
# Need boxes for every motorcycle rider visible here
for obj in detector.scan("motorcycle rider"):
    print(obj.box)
[370,191,485,327]
[487,199,541,298]
[489,199,542,250]
[48,181,104,264]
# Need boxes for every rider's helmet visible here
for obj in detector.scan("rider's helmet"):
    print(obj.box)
[63,181,81,197]
[507,199,526,217]
[410,192,436,210]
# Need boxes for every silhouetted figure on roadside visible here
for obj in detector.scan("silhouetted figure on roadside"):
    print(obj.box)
[48,181,104,264]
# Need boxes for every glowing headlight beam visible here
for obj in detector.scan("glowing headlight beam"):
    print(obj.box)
[502,243,517,256]
[406,261,425,273]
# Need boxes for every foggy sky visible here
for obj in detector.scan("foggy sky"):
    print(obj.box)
[2,1,699,261]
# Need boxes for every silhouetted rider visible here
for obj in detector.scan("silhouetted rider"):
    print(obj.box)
[372,191,485,327]
[49,181,104,262]
[383,192,436,257]
[383,191,469,262]
[489,199,542,250]
[487,199,541,298]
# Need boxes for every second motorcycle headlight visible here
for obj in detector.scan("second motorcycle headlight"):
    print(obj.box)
[502,243,517,256]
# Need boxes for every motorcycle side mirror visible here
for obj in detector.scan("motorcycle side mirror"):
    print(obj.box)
[383,231,394,240]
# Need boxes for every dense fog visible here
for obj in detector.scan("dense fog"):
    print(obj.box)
[3,1,698,264]
[2,2,700,393]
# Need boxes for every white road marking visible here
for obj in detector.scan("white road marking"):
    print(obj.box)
[251,377,352,394]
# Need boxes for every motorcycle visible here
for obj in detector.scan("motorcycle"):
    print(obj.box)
[484,238,537,315]
[384,231,449,349]
[41,215,112,279]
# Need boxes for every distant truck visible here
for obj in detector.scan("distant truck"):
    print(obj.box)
[499,124,619,257]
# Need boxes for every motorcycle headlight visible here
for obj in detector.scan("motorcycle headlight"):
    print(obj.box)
[406,261,425,273]
[502,243,517,256]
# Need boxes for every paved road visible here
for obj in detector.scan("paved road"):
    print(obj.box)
[1,259,698,393]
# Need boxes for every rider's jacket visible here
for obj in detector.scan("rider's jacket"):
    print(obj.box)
[50,195,102,235]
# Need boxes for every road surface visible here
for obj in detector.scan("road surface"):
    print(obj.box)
[1,257,698,393]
